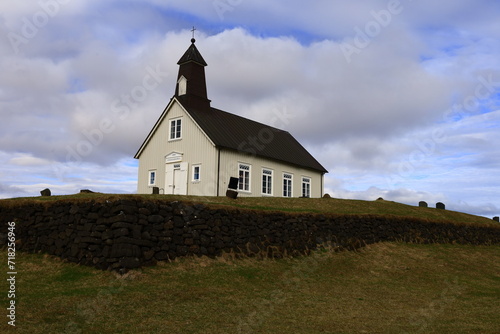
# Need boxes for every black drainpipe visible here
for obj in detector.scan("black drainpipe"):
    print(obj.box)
[216,148,221,196]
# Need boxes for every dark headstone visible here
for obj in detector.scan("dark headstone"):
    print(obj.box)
[419,201,428,208]
[494,217,499,222]
[228,177,239,190]
[376,197,384,201]
[80,189,94,193]
[436,202,445,210]
[40,188,51,197]
[152,187,159,195]
[226,189,238,199]
[322,193,331,198]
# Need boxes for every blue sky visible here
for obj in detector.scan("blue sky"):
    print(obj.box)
[1,0,499,218]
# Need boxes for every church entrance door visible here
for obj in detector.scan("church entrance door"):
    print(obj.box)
[166,162,188,195]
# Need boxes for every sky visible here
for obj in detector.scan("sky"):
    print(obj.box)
[1,0,499,218]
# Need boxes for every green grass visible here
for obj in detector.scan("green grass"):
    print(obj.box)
[1,193,497,226]
[1,243,499,333]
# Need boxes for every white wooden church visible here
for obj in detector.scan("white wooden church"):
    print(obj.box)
[134,38,328,197]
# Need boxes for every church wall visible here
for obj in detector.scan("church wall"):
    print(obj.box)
[137,100,218,195]
[218,149,324,198]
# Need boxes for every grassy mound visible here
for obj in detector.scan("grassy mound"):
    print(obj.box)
[1,243,498,333]
[1,193,496,226]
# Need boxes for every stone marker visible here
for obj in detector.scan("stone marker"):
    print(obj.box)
[40,188,51,196]
[322,193,331,199]
[494,217,499,222]
[228,177,239,190]
[419,201,428,208]
[152,187,159,195]
[80,189,94,193]
[226,189,238,199]
[436,202,445,210]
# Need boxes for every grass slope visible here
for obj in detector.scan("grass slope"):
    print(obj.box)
[1,193,496,226]
[1,243,498,333]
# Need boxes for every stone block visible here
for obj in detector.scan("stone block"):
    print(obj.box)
[148,215,165,224]
[155,251,169,260]
[110,244,141,258]
[436,202,445,210]
[226,189,238,199]
[40,188,51,196]
[419,201,428,208]
[119,257,141,269]
[494,217,499,222]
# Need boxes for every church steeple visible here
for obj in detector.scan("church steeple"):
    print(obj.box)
[175,37,210,110]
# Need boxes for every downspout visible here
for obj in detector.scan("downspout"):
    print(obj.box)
[321,172,324,197]
[216,148,221,196]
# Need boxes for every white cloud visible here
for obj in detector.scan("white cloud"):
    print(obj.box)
[8,154,52,166]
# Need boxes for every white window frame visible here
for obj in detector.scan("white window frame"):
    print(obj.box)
[301,177,311,198]
[261,168,273,196]
[148,170,157,186]
[192,164,201,182]
[169,117,182,141]
[283,173,293,198]
[238,163,251,192]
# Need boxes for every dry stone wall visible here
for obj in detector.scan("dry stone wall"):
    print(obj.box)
[1,198,499,271]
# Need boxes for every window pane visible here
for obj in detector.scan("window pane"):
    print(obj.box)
[177,119,181,137]
[238,170,244,190]
[170,121,175,139]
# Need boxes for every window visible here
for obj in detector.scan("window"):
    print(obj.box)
[283,173,293,197]
[148,170,156,186]
[262,169,273,195]
[302,177,311,198]
[192,165,201,182]
[178,76,187,95]
[169,118,182,140]
[238,163,251,192]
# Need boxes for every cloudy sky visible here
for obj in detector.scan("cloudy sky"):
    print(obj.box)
[1,0,499,217]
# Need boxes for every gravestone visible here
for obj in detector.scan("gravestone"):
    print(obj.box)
[494,217,499,222]
[40,188,51,197]
[152,187,159,195]
[226,189,238,199]
[419,201,428,208]
[226,177,239,198]
[80,189,94,193]
[436,202,445,210]
[228,177,239,190]
[322,193,331,199]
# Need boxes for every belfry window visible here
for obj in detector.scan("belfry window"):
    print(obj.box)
[178,76,187,95]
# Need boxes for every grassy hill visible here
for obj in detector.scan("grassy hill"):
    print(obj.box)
[1,194,499,333]
[1,193,497,226]
[1,242,498,333]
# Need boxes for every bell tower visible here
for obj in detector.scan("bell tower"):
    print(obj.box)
[175,35,210,110]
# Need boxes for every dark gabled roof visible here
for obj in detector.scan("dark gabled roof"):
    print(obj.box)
[177,40,207,66]
[177,96,328,173]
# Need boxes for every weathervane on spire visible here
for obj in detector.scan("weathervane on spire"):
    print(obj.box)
[191,26,196,43]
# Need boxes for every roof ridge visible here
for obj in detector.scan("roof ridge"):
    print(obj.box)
[209,106,289,134]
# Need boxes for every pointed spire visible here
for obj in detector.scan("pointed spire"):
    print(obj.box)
[177,38,207,67]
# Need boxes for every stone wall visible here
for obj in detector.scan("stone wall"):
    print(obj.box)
[1,198,499,271]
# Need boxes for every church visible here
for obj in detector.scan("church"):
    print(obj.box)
[134,37,328,198]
